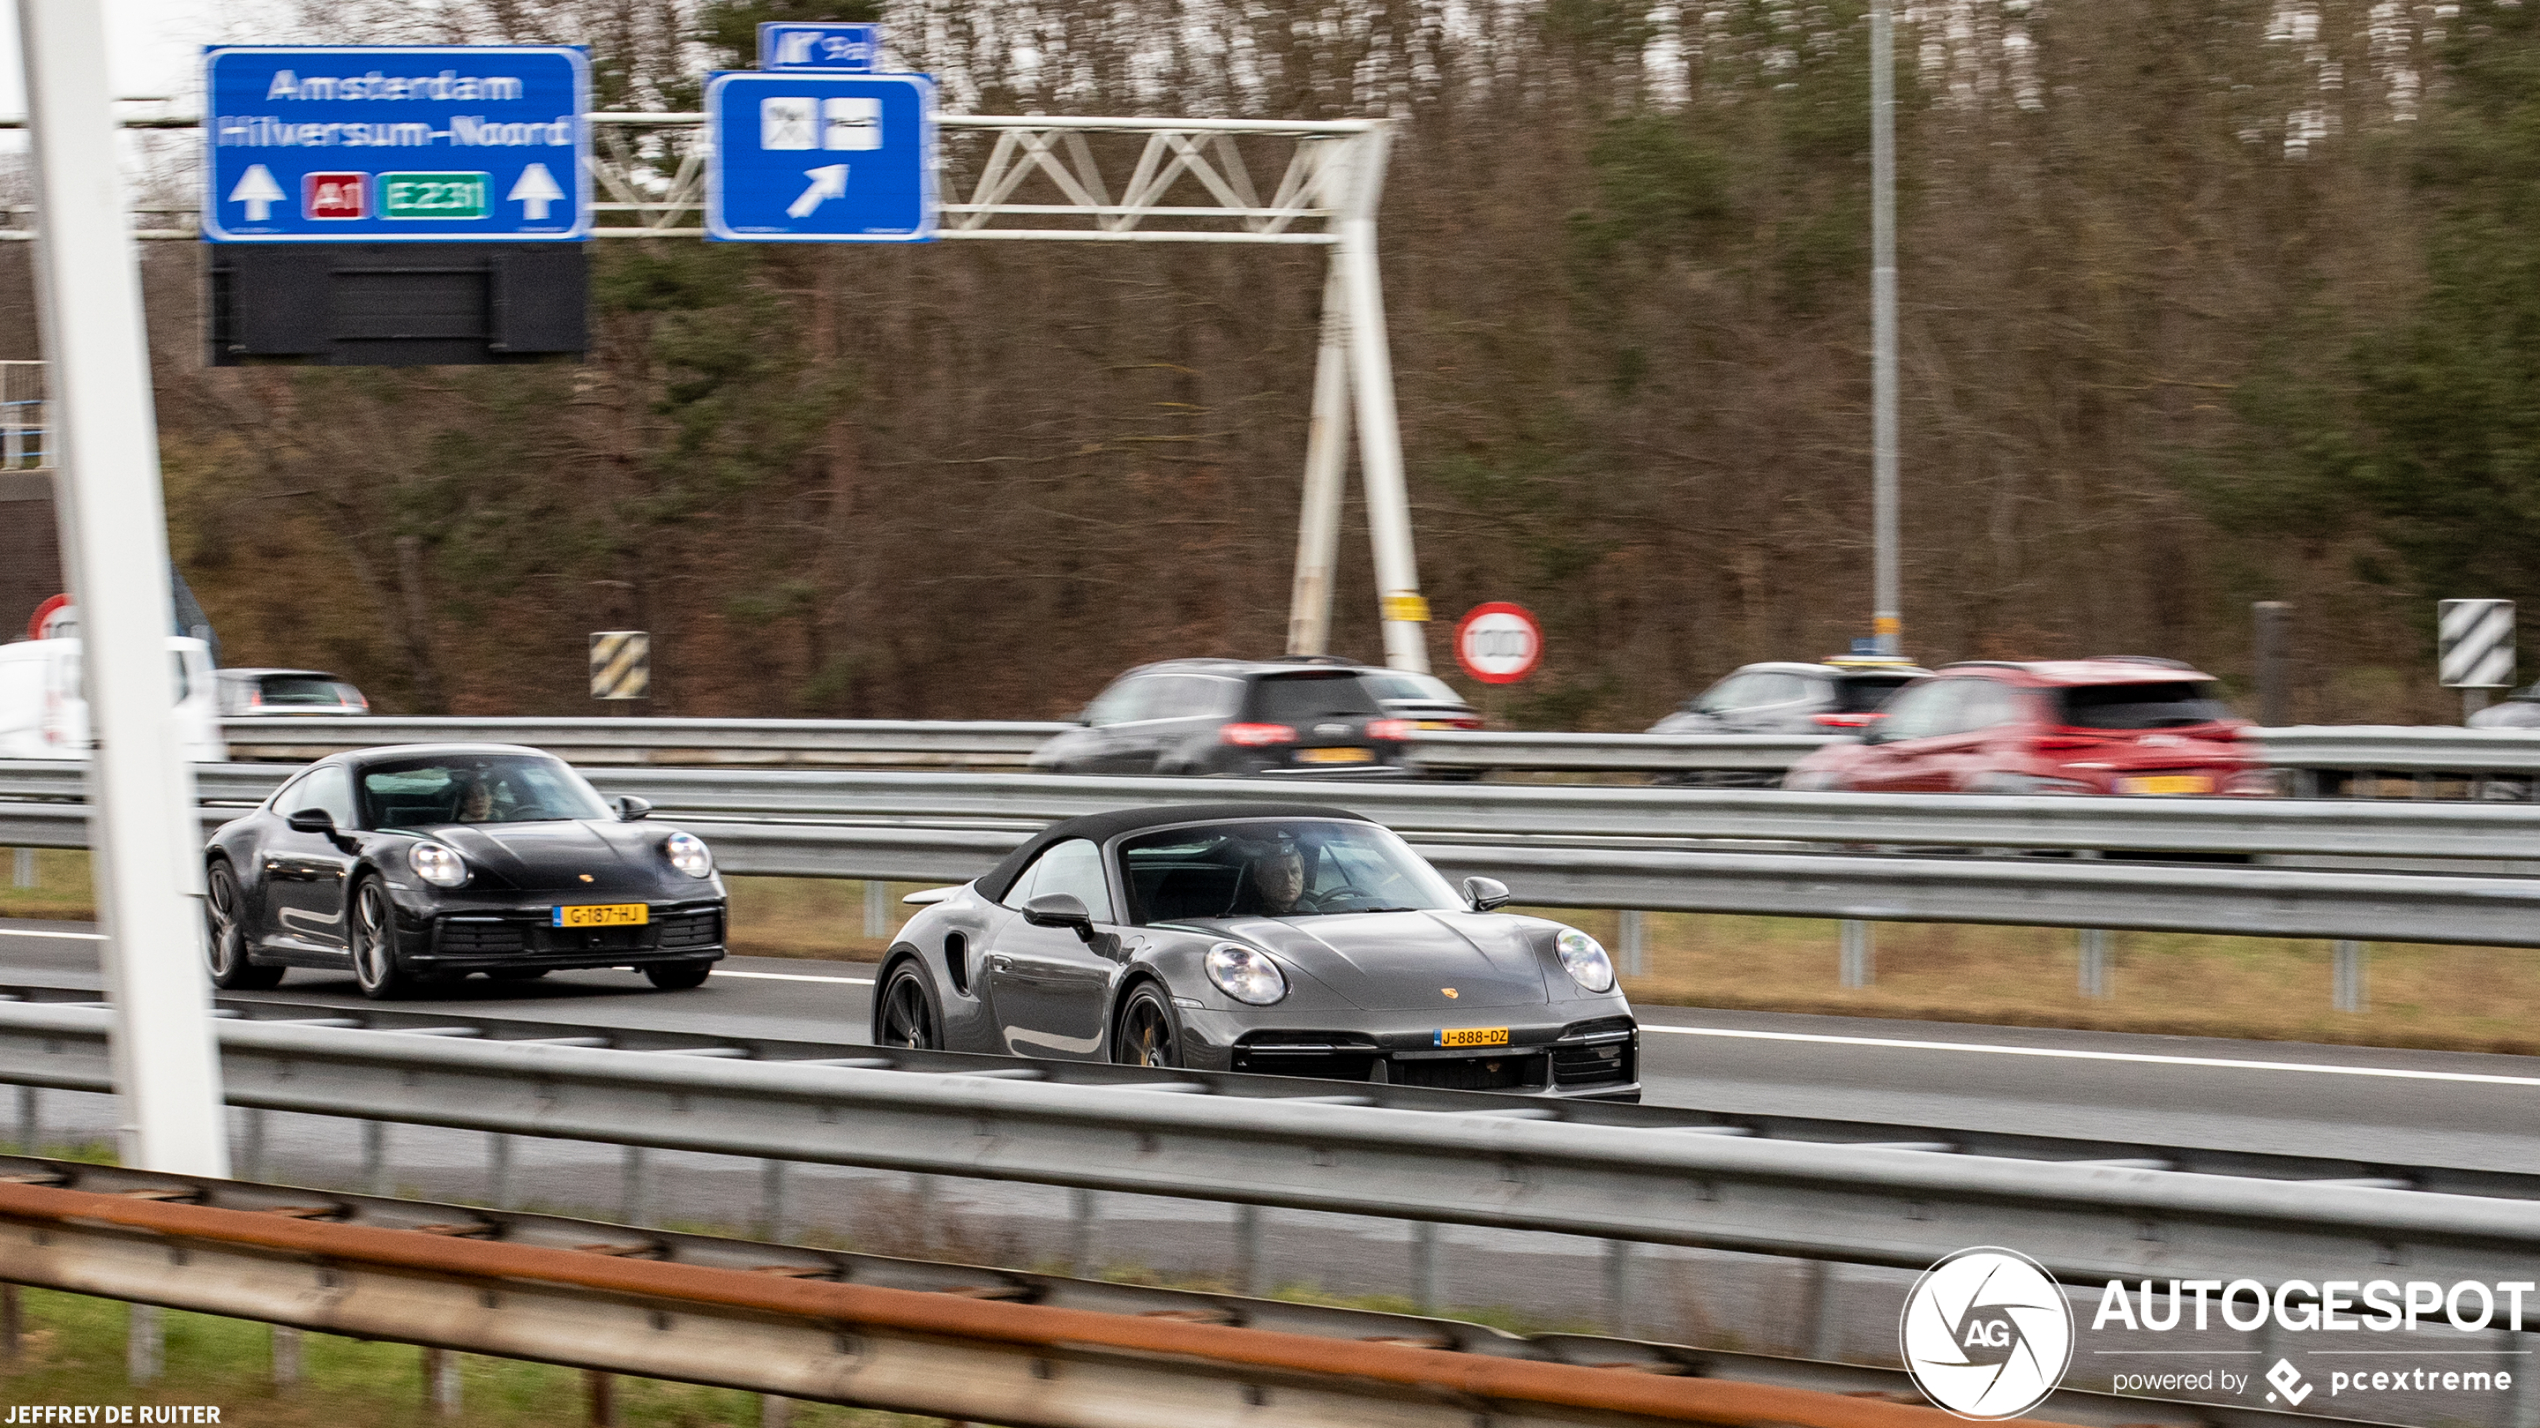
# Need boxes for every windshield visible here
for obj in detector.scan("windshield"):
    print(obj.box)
[1832,674,1916,714]
[1360,671,1463,704]
[2057,681,2233,730]
[1246,674,1380,723]
[358,753,612,828]
[256,675,360,707]
[1121,819,1464,923]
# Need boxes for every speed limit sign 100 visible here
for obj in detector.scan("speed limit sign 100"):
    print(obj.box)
[1455,602,1542,684]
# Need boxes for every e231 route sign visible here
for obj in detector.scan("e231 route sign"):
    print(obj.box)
[203,46,591,242]
[705,71,935,242]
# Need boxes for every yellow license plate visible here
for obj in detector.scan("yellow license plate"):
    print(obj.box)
[2119,775,2212,796]
[1298,747,1375,764]
[1436,1026,1511,1049]
[552,903,649,928]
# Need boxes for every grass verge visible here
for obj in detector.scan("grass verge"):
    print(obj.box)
[0,1286,941,1427]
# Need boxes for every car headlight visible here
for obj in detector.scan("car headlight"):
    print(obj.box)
[1204,942,1287,1006]
[664,831,714,879]
[1555,927,1616,993]
[408,842,467,889]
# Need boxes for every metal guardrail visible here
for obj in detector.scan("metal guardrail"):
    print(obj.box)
[28,758,2540,862]
[2259,726,2540,774]
[1406,729,1835,772]
[2,1168,1982,1428]
[210,714,2540,780]
[15,762,2540,940]
[14,797,2540,942]
[0,998,2529,1289]
[218,715,1072,767]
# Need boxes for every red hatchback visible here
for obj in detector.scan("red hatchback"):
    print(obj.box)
[1782,658,2270,796]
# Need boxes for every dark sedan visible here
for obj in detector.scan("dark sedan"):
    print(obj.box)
[1028,659,1415,778]
[203,744,727,998]
[871,803,1640,1099]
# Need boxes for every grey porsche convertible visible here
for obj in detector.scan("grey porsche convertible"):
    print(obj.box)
[870,803,1639,1098]
[203,744,727,998]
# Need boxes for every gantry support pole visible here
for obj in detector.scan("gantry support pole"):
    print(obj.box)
[1285,261,1352,656]
[19,0,230,1175]
[1332,126,1430,673]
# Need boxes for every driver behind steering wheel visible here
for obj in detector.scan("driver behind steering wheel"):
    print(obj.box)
[1251,839,1309,916]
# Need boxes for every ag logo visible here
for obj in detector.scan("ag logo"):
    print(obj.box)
[1898,1247,2073,1420]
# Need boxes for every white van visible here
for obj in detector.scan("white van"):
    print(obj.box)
[0,637,225,762]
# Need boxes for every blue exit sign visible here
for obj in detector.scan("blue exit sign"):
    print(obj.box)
[758,24,881,72]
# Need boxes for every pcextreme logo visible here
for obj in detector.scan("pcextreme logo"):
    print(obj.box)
[1898,1247,2076,1421]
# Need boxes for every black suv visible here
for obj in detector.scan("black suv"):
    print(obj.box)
[1029,659,1415,777]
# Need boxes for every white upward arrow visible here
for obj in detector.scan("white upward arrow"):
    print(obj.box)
[508,163,566,220]
[227,164,284,221]
[787,164,848,219]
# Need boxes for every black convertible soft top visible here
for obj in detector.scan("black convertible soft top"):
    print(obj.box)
[975,802,1371,904]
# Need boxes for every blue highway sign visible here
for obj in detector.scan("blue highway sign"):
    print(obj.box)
[705,71,935,243]
[203,46,590,242]
[759,23,882,72]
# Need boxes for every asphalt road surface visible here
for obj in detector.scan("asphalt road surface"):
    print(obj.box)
[2,917,2532,1172]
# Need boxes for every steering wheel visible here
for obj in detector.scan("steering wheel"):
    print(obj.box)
[1304,883,1370,912]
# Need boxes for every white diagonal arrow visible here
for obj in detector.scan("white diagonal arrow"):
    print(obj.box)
[508,163,566,221]
[227,164,284,221]
[787,164,848,219]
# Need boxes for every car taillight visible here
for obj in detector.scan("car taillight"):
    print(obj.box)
[1366,719,1415,742]
[2036,734,2102,750]
[1812,713,1877,728]
[1220,722,1297,747]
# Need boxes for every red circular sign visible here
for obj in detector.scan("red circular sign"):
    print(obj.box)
[26,593,71,641]
[1454,602,1542,685]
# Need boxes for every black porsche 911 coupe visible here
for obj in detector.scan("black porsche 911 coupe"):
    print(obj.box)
[203,744,727,998]
[870,803,1640,1099]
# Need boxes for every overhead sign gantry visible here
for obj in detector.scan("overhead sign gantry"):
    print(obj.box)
[201,45,593,365]
[202,46,591,241]
[175,39,1432,666]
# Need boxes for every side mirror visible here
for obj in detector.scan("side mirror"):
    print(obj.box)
[1461,876,1511,913]
[615,795,653,821]
[285,808,335,835]
[1022,893,1098,943]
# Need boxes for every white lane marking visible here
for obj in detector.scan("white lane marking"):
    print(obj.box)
[1638,1024,2540,1087]
[713,970,873,986]
[0,928,104,941]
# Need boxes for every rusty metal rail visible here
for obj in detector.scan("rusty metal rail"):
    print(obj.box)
[0,1163,2049,1428]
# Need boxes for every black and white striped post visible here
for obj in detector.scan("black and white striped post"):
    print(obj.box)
[2439,599,2514,726]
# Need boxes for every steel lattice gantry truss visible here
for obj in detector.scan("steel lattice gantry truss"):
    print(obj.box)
[591,111,1425,667]
[8,111,1431,670]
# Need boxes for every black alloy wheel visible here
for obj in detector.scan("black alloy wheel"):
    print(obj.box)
[876,965,940,1050]
[1112,984,1180,1069]
[204,861,284,991]
[645,962,712,991]
[348,877,411,1000]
